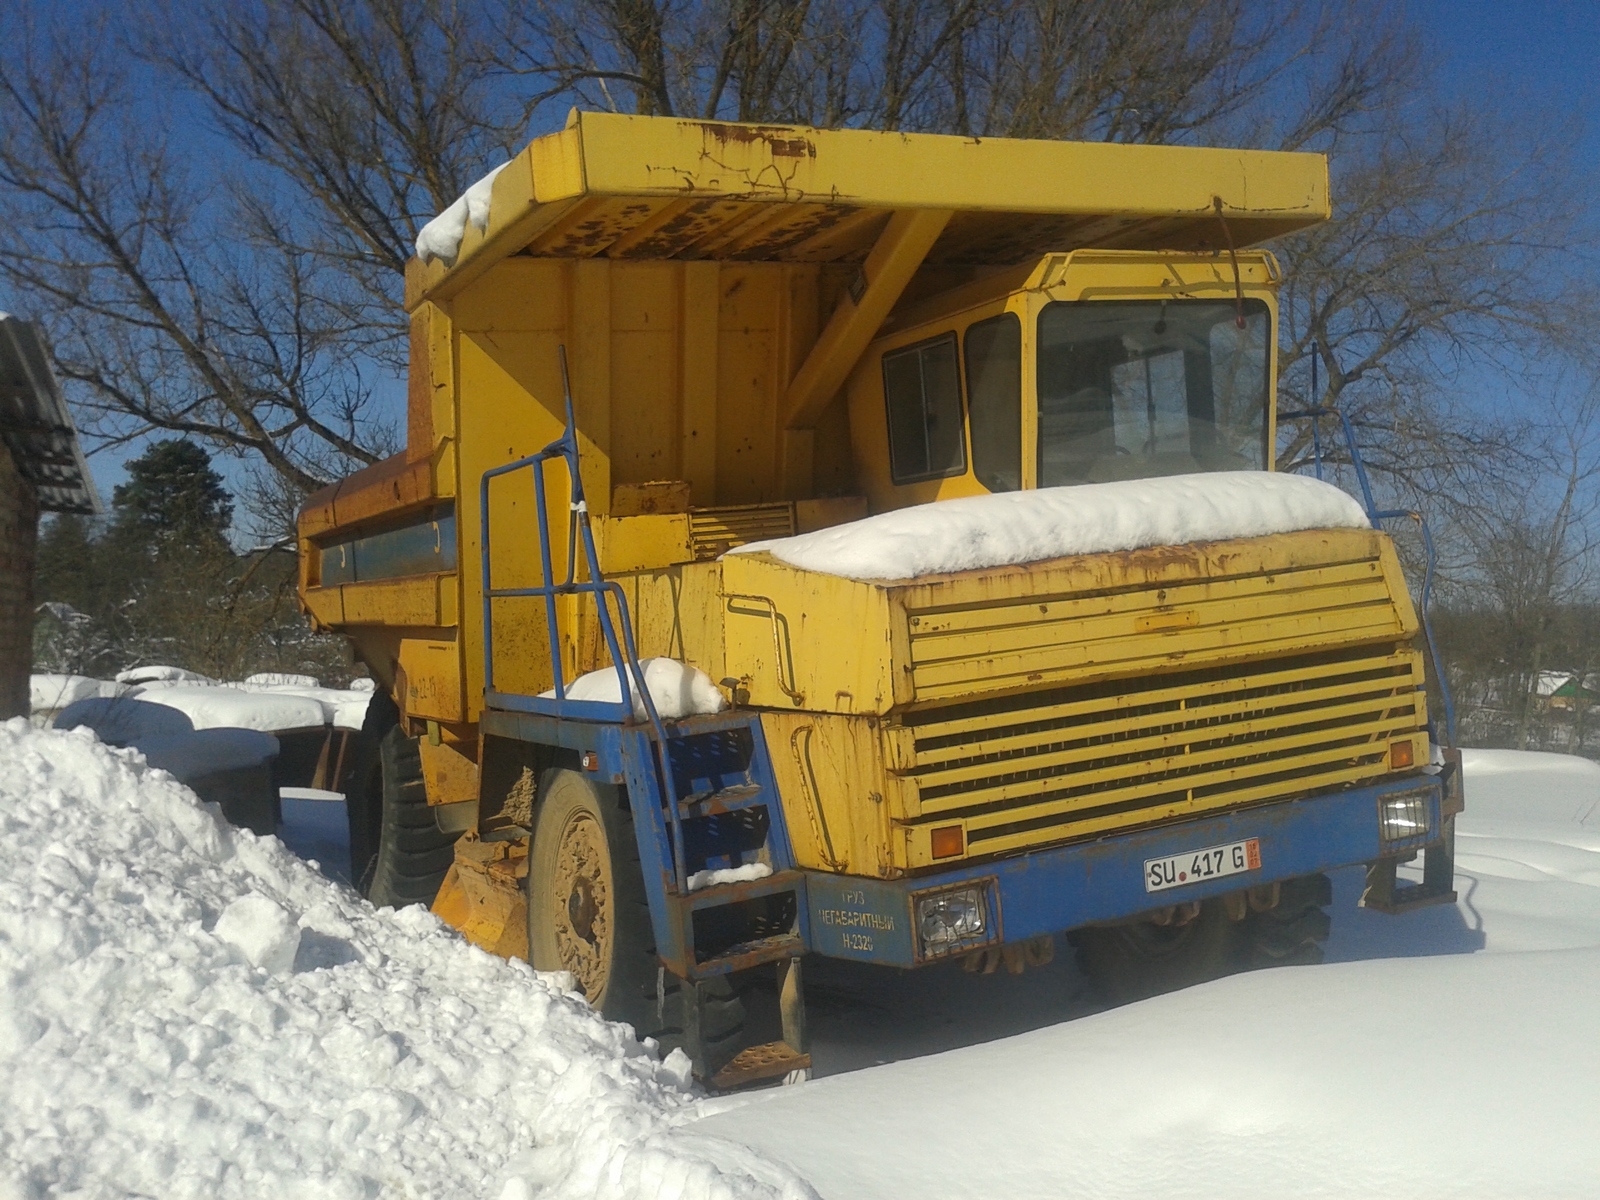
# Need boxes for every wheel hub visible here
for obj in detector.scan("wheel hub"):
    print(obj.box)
[551,811,611,1002]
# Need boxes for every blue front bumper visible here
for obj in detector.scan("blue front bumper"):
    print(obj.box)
[801,772,1446,968]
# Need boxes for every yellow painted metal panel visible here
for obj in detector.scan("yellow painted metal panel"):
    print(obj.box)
[759,711,895,875]
[680,261,720,503]
[597,513,692,574]
[878,644,1428,868]
[399,636,465,723]
[337,574,457,627]
[418,737,479,805]
[911,683,1420,795]
[910,651,1420,762]
[720,552,897,713]
[926,759,1387,866]
[407,112,1329,308]
[917,704,1420,816]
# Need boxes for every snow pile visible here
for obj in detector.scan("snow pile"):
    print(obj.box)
[124,682,328,732]
[244,672,322,688]
[0,723,815,1199]
[416,163,509,265]
[28,674,130,715]
[542,659,727,722]
[115,665,218,686]
[230,680,373,731]
[735,472,1371,581]
[694,749,1600,1198]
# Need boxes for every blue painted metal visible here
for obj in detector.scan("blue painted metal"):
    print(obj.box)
[806,771,1447,968]
[479,347,691,891]
[320,501,456,585]
[1280,404,1457,744]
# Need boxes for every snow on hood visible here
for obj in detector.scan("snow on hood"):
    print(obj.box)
[0,722,814,1199]
[733,472,1372,582]
[415,162,509,265]
[541,658,727,722]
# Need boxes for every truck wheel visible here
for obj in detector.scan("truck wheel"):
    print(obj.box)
[344,691,460,907]
[1240,873,1332,967]
[1069,899,1236,1003]
[527,769,745,1067]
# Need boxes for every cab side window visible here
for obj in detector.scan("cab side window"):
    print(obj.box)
[883,333,966,484]
[964,313,1022,492]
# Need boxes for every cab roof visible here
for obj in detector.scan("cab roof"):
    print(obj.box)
[405,111,1329,311]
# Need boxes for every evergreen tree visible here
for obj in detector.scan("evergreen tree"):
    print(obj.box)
[111,440,233,544]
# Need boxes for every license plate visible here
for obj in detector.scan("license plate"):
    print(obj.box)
[1144,838,1261,893]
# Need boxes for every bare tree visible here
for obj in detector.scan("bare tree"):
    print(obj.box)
[1,0,1594,547]
[0,16,389,496]
[1273,105,1591,511]
[1454,392,1600,749]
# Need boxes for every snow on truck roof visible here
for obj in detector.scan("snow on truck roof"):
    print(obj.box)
[405,110,1330,307]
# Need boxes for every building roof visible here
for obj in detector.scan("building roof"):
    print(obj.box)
[0,314,99,514]
[406,110,1331,309]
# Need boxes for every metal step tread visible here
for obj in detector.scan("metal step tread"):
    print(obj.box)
[1369,884,1458,915]
[710,1041,811,1090]
[676,782,769,817]
[693,931,805,974]
[677,869,806,908]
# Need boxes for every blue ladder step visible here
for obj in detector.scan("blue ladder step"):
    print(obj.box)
[678,868,806,910]
[677,782,770,818]
[688,931,805,977]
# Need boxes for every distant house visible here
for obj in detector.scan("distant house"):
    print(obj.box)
[1534,670,1600,713]
[0,314,98,718]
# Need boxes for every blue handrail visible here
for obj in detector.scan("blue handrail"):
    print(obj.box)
[1281,406,1457,745]
[479,347,689,890]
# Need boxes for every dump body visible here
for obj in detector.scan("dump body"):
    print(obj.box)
[297,113,1454,1008]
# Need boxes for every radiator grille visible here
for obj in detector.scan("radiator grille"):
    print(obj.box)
[689,503,796,560]
[895,646,1426,857]
[904,553,1405,702]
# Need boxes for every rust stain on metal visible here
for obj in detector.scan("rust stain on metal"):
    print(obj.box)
[695,122,818,159]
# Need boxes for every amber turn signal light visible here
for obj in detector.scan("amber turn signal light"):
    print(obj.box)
[930,825,965,859]
[1389,740,1414,770]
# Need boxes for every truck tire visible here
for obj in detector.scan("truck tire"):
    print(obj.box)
[344,691,459,907]
[1240,873,1332,967]
[1069,899,1236,1003]
[526,769,745,1068]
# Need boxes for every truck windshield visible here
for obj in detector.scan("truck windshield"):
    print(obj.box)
[1036,299,1269,487]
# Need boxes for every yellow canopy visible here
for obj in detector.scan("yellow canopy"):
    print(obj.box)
[405,111,1328,309]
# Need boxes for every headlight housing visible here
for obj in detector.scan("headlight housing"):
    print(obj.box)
[1379,788,1433,846]
[915,885,990,958]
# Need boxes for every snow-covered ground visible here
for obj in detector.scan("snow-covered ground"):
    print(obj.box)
[0,723,814,1200]
[691,749,1600,1199]
[6,723,1596,1198]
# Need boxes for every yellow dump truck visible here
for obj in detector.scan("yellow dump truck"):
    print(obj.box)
[299,112,1461,1087]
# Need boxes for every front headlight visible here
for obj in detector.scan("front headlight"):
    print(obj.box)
[1379,789,1432,845]
[916,886,988,956]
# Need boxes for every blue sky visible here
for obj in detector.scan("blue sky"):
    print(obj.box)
[55,0,1600,525]
[1413,0,1599,163]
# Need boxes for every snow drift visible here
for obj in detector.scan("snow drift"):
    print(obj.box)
[734,471,1371,581]
[0,722,811,1200]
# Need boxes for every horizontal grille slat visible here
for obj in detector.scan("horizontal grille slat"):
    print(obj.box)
[688,504,795,560]
[895,646,1427,852]
[902,546,1410,702]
